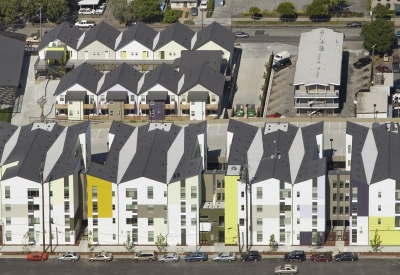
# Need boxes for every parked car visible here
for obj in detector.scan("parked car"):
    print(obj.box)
[272,58,292,72]
[234,104,244,117]
[310,253,332,262]
[184,252,208,262]
[275,264,299,274]
[200,1,207,11]
[213,252,236,262]
[269,112,282,118]
[347,22,362,27]
[376,65,392,73]
[240,251,261,262]
[191,7,198,16]
[133,250,157,262]
[395,79,400,92]
[393,54,400,64]
[353,57,372,69]
[89,252,113,262]
[95,4,105,15]
[58,252,80,262]
[235,31,249,38]
[26,252,48,261]
[284,250,306,262]
[247,104,256,117]
[334,252,358,261]
[78,8,95,15]
[158,252,180,263]
[355,89,370,97]
[393,63,400,73]
[397,31,400,38]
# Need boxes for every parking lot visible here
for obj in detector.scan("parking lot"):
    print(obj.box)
[0,257,398,275]
[267,56,298,117]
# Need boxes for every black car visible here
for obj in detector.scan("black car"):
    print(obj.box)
[353,57,372,69]
[395,79,400,92]
[272,58,292,72]
[394,63,400,73]
[334,252,358,262]
[284,250,306,262]
[347,22,362,27]
[240,251,261,262]
[235,31,249,38]
[184,252,208,262]
[191,7,198,16]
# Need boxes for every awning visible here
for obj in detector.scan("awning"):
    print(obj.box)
[66,91,86,100]
[147,91,168,101]
[45,51,63,60]
[188,91,209,101]
[106,91,127,101]
[78,0,99,5]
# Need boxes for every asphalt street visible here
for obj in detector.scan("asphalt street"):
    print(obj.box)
[0,258,398,275]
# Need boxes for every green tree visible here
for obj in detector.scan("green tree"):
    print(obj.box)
[21,231,31,254]
[306,0,329,17]
[373,4,390,18]
[248,6,261,22]
[206,0,214,18]
[361,19,396,53]
[20,0,46,21]
[325,0,347,9]
[269,234,277,252]
[108,0,131,22]
[155,233,166,253]
[370,229,382,252]
[132,0,161,22]
[123,233,135,252]
[366,0,371,11]
[46,0,69,23]
[163,7,179,23]
[277,2,296,16]
[87,230,93,250]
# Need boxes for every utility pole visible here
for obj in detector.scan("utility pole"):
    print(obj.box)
[39,4,42,42]
[201,9,203,30]
[237,223,241,253]
[245,165,249,252]
[49,181,52,253]
[39,163,46,253]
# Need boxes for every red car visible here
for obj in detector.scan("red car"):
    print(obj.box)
[268,112,282,118]
[375,66,392,73]
[26,252,49,261]
[310,253,332,262]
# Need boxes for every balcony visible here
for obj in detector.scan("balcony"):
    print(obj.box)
[140,104,149,109]
[83,103,95,109]
[180,104,190,110]
[294,91,339,98]
[124,103,135,110]
[165,103,176,110]
[55,103,68,109]
[294,102,339,109]
[98,104,108,110]
[206,104,218,110]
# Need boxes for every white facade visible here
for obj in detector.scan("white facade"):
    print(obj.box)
[153,41,188,61]
[193,41,231,63]
[98,84,138,115]
[77,40,116,60]
[39,40,79,60]
[116,40,154,60]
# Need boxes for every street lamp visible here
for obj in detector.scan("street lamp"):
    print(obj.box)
[373,104,376,120]
[39,163,46,253]
[39,4,42,42]
[330,138,333,156]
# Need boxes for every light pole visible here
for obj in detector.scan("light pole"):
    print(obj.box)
[330,138,333,156]
[39,4,42,42]
[371,44,377,74]
[49,180,52,253]
[373,104,376,120]
[39,163,46,253]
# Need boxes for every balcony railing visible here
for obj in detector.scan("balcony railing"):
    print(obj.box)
[180,104,190,110]
[83,104,95,109]
[98,104,108,109]
[165,103,176,110]
[55,103,68,109]
[206,104,218,110]
[140,104,149,109]
[124,103,135,110]
[294,102,339,109]
[294,91,339,98]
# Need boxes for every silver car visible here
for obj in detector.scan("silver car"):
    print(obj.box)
[89,252,113,262]
[158,252,180,263]
[213,252,236,262]
[58,252,80,262]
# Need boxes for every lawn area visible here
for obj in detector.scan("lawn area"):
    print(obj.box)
[175,10,183,18]
[0,107,13,123]
[233,20,357,26]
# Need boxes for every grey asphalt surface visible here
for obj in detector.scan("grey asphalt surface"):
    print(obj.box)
[0,258,398,275]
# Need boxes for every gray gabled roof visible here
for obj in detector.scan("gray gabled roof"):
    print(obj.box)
[178,50,223,73]
[147,91,168,101]
[38,22,83,51]
[1,122,89,183]
[192,22,235,53]
[117,22,158,50]
[154,22,194,50]
[98,63,143,95]
[77,21,121,51]
[54,63,103,96]
[188,91,209,101]
[0,122,19,165]
[180,63,225,97]
[107,91,127,100]
[0,35,25,88]
[66,90,86,100]
[138,63,183,95]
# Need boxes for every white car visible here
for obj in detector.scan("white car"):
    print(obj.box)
[213,252,236,262]
[95,4,105,15]
[200,1,207,11]
[158,253,180,263]
[78,8,95,15]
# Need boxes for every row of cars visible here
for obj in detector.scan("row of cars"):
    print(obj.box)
[353,54,400,73]
[78,3,106,15]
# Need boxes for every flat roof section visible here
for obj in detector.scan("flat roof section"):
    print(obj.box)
[294,28,343,87]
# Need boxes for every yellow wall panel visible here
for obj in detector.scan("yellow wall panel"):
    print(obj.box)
[87,175,112,218]
[224,175,239,245]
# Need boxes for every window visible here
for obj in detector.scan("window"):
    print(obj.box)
[93,215,98,226]
[148,218,154,226]
[239,218,244,226]
[92,186,97,199]
[241,205,244,211]
[217,180,225,188]
[297,218,300,224]
[345,193,350,201]
[396,203,400,214]
[191,186,197,199]
[219,216,224,227]
[280,189,291,198]
[345,180,350,188]
[181,95,186,103]
[100,95,105,102]
[110,110,114,116]
[164,191,167,197]
[211,95,216,103]
[333,193,337,201]
[340,193,344,201]
[191,204,196,212]
[92,228,98,242]
[180,181,185,199]
[112,191,115,197]
[396,216,400,227]
[339,207,343,215]
[112,204,115,210]
[312,216,317,226]
[130,95,135,102]
[333,206,337,214]
[6,231,11,241]
[191,218,197,225]
[312,202,317,214]
[126,188,137,199]
[181,216,186,226]
[348,160,351,167]
[64,182,69,199]
[348,145,351,153]
[126,204,137,212]
[126,218,137,225]
[297,191,300,197]
[6,204,11,211]
[257,205,262,212]
[191,111,195,116]
[112,218,115,224]
[148,205,154,213]
[333,180,337,188]
[148,231,154,242]
[89,95,94,103]
[164,218,167,224]
[340,181,344,188]
[50,191,53,197]
[378,192,381,198]
[217,193,224,201]
[65,201,69,212]
[6,217,11,225]
[257,218,262,226]
[170,95,175,102]
[147,186,153,199]
[27,189,39,198]
[352,187,358,200]
[149,100,154,105]
[109,101,114,105]
[352,216,357,226]
[378,205,381,211]
[378,218,381,224]
[60,95,65,102]
[181,201,186,213]
[352,229,357,243]
[92,202,98,213]
[257,187,262,199]
[345,206,349,215]
[280,229,285,243]
[352,203,358,214]
[297,205,300,211]
[241,192,244,197]
[141,95,146,103]
[257,231,262,242]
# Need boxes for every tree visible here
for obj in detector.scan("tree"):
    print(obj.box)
[370,229,382,252]
[20,0,46,21]
[366,0,371,11]
[306,0,329,17]
[0,0,18,27]
[46,0,69,23]
[325,0,347,9]
[248,6,261,22]
[269,234,277,252]
[155,233,166,253]
[277,2,296,16]
[123,233,135,252]
[21,231,31,254]
[360,19,396,53]
[310,232,323,251]
[373,4,390,18]
[87,230,93,250]
[163,7,179,23]
[108,0,133,23]
[132,0,161,22]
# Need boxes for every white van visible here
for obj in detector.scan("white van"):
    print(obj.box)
[273,51,290,63]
